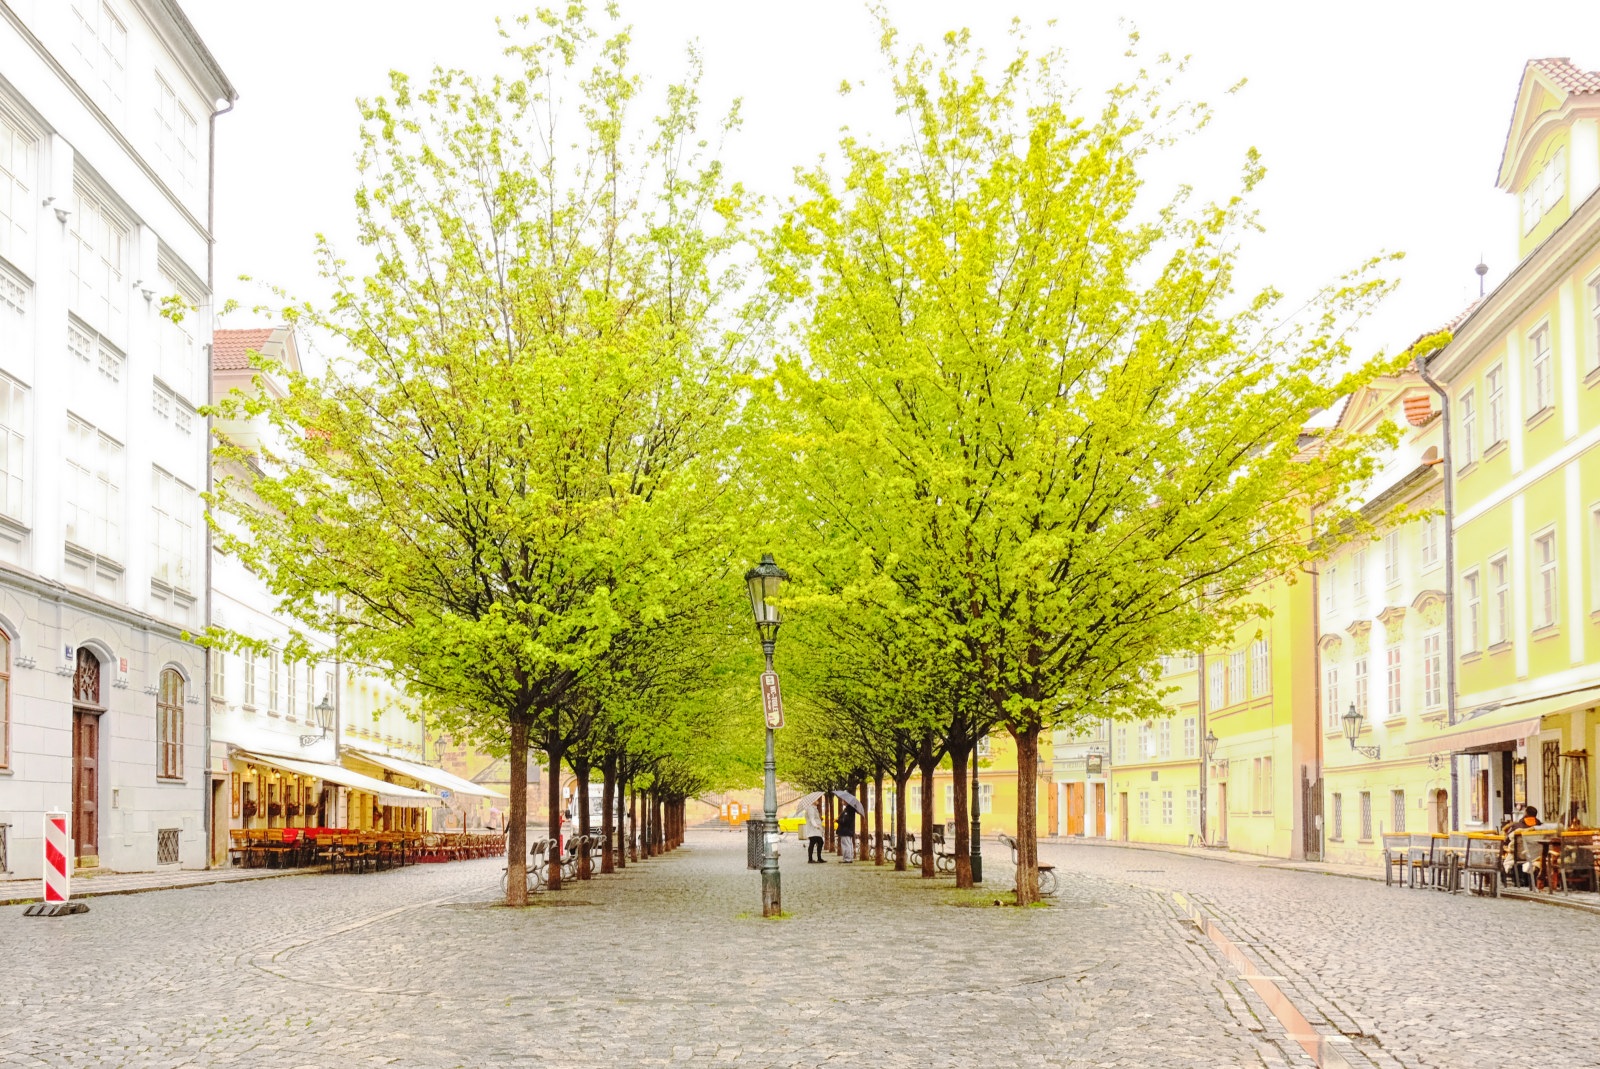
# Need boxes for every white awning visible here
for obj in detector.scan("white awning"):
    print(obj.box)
[346,749,503,798]
[233,750,437,808]
[1408,686,1600,755]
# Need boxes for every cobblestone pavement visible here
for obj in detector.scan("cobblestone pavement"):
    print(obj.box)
[1040,838,1600,1069]
[0,831,1319,1069]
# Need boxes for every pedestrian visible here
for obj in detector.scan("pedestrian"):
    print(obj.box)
[804,801,825,863]
[837,798,857,863]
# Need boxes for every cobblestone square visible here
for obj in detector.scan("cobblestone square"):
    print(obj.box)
[5,832,1593,1067]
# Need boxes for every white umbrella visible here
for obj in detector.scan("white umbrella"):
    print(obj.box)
[791,789,866,816]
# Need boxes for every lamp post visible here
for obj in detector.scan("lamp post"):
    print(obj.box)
[299,695,334,748]
[745,552,789,918]
[1341,702,1381,760]
[1202,730,1219,844]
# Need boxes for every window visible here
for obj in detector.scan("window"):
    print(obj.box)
[1114,725,1127,763]
[1523,147,1567,233]
[150,467,195,592]
[1421,515,1440,568]
[1535,530,1557,629]
[1460,390,1477,466]
[1591,277,1600,374]
[1385,644,1402,719]
[944,784,953,815]
[67,187,128,340]
[63,416,123,560]
[267,648,281,714]
[305,662,315,720]
[153,76,199,194]
[155,274,199,400]
[210,650,225,703]
[1139,722,1155,759]
[1486,364,1506,444]
[976,734,991,758]
[1383,531,1401,585]
[0,266,26,371]
[1252,756,1273,814]
[0,374,26,521]
[71,2,127,112]
[1331,792,1343,840]
[1250,638,1270,697]
[1209,661,1225,709]
[1462,569,1482,654]
[1529,325,1554,415]
[1138,791,1150,825]
[242,648,257,707]
[286,660,297,721]
[1323,662,1340,730]
[0,631,9,769]
[0,104,36,267]
[1228,651,1245,703]
[157,667,182,778]
[1182,716,1196,758]
[1185,789,1199,830]
[908,783,921,812]
[1359,791,1373,840]
[1323,563,1338,614]
[1354,655,1369,717]
[979,783,992,816]
[1423,631,1443,709]
[1391,790,1407,835]
[1490,554,1510,645]
[1161,790,1174,825]
[1351,548,1366,602]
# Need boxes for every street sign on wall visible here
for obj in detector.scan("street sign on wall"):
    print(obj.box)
[760,671,784,729]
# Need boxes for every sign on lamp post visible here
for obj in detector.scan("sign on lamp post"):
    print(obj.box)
[761,671,784,730]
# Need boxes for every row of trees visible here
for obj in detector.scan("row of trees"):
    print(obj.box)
[213,5,1404,905]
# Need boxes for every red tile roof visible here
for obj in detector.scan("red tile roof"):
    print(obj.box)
[1529,58,1600,97]
[213,327,275,371]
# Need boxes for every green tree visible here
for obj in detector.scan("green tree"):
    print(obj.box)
[760,21,1399,903]
[211,5,752,905]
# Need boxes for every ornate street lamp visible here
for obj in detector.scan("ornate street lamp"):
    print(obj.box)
[745,552,789,917]
[1204,730,1219,761]
[299,695,334,748]
[1342,702,1381,760]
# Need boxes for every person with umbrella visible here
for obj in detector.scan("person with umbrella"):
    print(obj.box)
[837,793,858,863]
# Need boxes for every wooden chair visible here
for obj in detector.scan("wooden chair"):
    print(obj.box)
[228,828,251,868]
[1380,833,1411,886]
[1554,831,1598,893]
[1407,834,1437,888]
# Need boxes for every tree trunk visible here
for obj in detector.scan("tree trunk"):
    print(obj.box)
[952,736,972,888]
[629,787,640,861]
[873,771,884,866]
[600,755,616,874]
[505,716,530,906]
[919,761,937,878]
[545,743,564,891]
[615,773,628,870]
[1012,723,1041,905]
[893,771,909,872]
[575,757,592,879]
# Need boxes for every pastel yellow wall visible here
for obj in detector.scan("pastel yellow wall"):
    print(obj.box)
[923,730,1053,838]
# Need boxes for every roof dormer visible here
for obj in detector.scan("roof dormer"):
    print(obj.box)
[1496,59,1600,260]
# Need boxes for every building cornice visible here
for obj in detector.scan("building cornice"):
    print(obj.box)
[0,560,197,645]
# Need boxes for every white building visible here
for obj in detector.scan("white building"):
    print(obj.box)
[0,0,232,878]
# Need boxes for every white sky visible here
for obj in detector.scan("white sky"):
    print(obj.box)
[183,0,1600,362]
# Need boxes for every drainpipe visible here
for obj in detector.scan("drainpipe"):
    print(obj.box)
[201,93,236,870]
[1197,651,1208,844]
[1414,356,1459,831]
[1302,558,1323,862]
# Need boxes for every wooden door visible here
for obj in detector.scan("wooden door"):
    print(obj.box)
[1065,783,1085,837]
[1093,783,1107,837]
[73,711,99,860]
[1217,784,1228,843]
[1118,793,1129,841]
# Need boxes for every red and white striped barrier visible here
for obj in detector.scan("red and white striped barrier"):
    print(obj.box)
[43,811,69,902]
[24,811,88,916]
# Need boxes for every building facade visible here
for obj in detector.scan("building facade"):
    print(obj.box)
[0,0,232,877]
[1417,59,1600,834]
[1050,716,1110,838]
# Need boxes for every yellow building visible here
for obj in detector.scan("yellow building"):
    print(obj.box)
[1416,59,1600,832]
[1111,578,1318,858]
[1317,373,1452,867]
[910,730,1054,839]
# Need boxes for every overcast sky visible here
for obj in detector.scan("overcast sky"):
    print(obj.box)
[183,1,1600,362]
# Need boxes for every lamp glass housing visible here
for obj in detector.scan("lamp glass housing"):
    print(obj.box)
[1341,702,1363,745]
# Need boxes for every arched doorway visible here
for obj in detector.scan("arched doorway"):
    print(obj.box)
[72,648,104,865]
[1433,789,1449,833]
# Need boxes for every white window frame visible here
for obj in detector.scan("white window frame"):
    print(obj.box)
[1529,324,1554,416]
[1534,528,1558,629]
[1490,554,1510,646]
[1423,630,1443,710]
[1323,662,1340,730]
[1354,655,1368,717]
[1251,639,1270,697]
[1460,389,1477,466]
[242,647,257,708]
[1421,515,1440,568]
[1161,790,1174,826]
[152,74,199,195]
[0,102,38,268]
[210,650,225,704]
[1182,716,1196,758]
[1383,530,1401,586]
[68,186,129,342]
[1138,791,1150,825]
[0,372,26,523]
[1462,569,1482,654]
[71,2,128,114]
[1209,661,1225,710]
[1158,719,1171,759]
[63,414,123,561]
[150,466,195,593]
[1385,643,1402,720]
[267,647,281,714]
[1228,651,1245,703]
[1351,548,1366,603]
[1590,274,1600,374]
[1486,363,1506,444]
[1324,563,1338,614]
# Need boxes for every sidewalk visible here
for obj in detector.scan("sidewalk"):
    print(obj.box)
[1041,832,1600,916]
[0,863,320,907]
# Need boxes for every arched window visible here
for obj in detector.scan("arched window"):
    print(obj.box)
[0,632,9,769]
[73,647,101,706]
[157,667,183,779]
